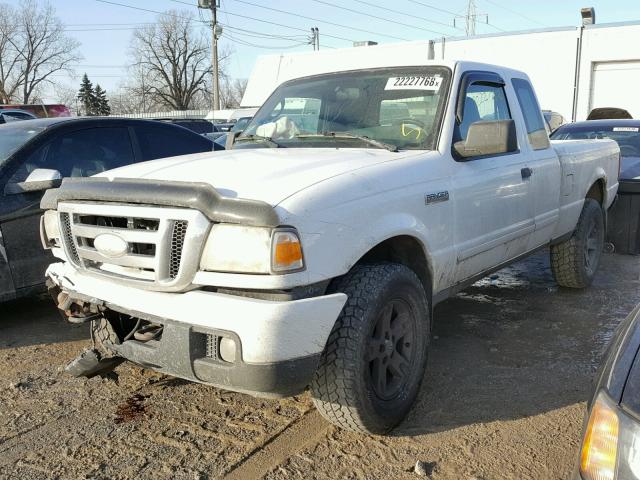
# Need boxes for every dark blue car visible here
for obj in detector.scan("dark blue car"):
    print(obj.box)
[551,119,640,180]
[552,119,640,254]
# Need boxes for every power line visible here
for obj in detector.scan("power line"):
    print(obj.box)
[309,0,448,36]
[404,0,461,18]
[224,32,311,50]
[94,0,345,47]
[94,0,195,21]
[224,25,307,42]
[351,0,461,31]
[223,0,412,42]
[217,9,356,43]
[167,0,358,43]
[481,0,548,28]
[406,0,503,31]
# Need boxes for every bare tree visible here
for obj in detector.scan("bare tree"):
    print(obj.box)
[0,0,81,104]
[0,4,19,103]
[219,77,248,109]
[129,10,214,110]
[53,83,79,113]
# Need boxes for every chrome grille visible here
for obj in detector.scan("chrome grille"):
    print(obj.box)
[57,202,210,292]
[169,221,188,279]
[60,212,80,265]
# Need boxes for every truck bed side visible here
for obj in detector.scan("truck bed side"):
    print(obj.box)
[551,139,620,239]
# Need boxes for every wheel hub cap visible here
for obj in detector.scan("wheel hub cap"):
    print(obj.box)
[584,217,601,274]
[367,299,416,401]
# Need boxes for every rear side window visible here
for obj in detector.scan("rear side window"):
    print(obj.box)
[512,79,550,150]
[172,121,213,134]
[134,124,213,161]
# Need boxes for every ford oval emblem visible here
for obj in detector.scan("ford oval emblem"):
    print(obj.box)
[94,233,129,258]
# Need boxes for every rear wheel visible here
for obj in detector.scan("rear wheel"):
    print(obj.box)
[551,198,605,288]
[311,263,430,434]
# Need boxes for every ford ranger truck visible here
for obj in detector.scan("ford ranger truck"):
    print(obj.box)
[41,61,620,434]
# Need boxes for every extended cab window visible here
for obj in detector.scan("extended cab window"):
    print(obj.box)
[238,67,451,151]
[512,78,550,151]
[457,83,511,142]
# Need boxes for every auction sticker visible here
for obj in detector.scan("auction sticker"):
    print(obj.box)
[613,127,639,132]
[385,75,442,91]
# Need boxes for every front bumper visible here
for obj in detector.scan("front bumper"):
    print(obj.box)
[47,262,347,397]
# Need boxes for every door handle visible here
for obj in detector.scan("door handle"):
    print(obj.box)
[521,167,533,180]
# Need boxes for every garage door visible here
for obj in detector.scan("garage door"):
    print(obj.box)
[589,61,640,118]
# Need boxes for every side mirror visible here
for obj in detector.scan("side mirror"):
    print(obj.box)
[4,168,62,195]
[453,120,518,159]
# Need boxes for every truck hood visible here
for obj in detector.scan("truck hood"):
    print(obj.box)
[99,148,414,206]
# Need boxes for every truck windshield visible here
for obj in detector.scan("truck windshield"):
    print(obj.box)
[238,67,451,151]
[0,122,45,167]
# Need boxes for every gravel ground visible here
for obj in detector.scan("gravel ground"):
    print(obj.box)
[0,250,638,480]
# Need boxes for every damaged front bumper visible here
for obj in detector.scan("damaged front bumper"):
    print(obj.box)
[47,262,347,398]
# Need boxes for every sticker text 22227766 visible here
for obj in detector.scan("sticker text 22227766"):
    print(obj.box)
[385,76,442,91]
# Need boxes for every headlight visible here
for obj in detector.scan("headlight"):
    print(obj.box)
[41,210,61,249]
[199,225,304,274]
[580,390,640,480]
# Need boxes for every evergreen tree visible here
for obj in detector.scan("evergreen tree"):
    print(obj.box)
[77,73,96,116]
[93,84,111,116]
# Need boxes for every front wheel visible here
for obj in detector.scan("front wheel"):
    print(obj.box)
[311,263,430,434]
[550,198,605,288]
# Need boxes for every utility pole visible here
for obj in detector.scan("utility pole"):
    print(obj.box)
[199,0,221,111]
[310,27,319,51]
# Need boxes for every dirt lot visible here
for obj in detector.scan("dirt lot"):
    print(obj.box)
[1,250,639,480]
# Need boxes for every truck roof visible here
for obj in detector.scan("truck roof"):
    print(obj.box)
[241,42,529,107]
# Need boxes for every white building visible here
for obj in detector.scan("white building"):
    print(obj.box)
[241,18,640,121]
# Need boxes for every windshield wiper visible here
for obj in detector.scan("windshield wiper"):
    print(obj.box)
[296,132,398,152]
[235,134,283,148]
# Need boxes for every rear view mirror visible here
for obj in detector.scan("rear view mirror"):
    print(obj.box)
[453,120,518,159]
[4,168,62,195]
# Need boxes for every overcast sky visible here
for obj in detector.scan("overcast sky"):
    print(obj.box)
[4,0,640,101]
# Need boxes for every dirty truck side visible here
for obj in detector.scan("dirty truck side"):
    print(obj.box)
[42,61,620,434]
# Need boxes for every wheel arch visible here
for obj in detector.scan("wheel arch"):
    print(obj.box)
[585,176,608,229]
[354,234,433,306]
[586,177,606,206]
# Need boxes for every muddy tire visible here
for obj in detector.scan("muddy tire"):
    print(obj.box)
[551,198,605,288]
[92,317,120,357]
[311,263,430,434]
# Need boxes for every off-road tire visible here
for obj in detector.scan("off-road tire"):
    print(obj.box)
[551,198,605,288]
[92,317,120,357]
[311,263,430,434]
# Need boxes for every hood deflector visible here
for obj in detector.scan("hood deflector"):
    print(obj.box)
[40,177,280,227]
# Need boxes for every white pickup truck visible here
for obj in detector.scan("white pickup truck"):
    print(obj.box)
[41,61,619,434]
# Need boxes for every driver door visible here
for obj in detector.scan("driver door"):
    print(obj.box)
[0,143,54,292]
[451,73,535,282]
